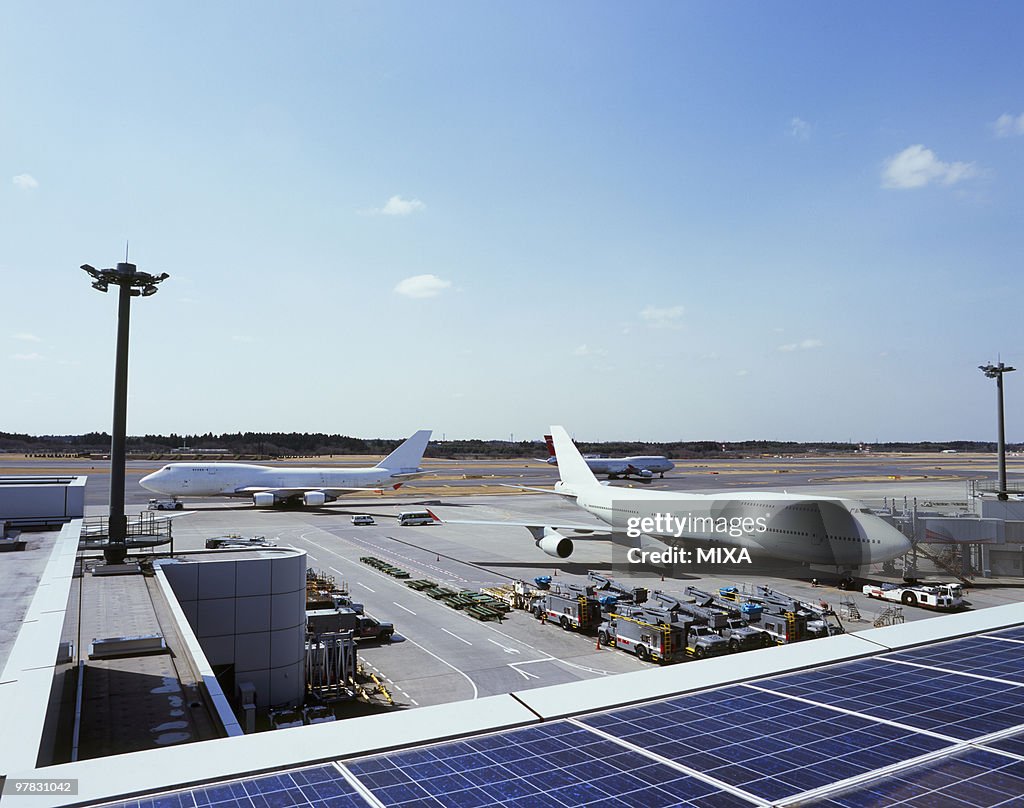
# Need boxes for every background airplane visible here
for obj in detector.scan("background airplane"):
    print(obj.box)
[442,426,911,587]
[538,433,675,479]
[140,429,432,507]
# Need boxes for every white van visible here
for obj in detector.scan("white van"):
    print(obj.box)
[398,510,437,526]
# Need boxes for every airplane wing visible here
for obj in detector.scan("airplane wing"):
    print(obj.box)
[139,510,197,523]
[429,512,608,536]
[497,483,579,497]
[235,486,391,496]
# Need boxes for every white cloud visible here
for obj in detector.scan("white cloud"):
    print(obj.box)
[365,195,426,216]
[394,274,451,298]
[11,332,42,342]
[11,352,44,361]
[639,304,685,329]
[778,338,823,352]
[12,173,38,190]
[789,117,811,140]
[994,113,1024,138]
[736,369,750,377]
[881,145,977,189]
[573,344,607,357]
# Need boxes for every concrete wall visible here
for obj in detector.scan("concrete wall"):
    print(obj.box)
[157,549,306,709]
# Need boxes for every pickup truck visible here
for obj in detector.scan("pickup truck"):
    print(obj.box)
[354,616,394,642]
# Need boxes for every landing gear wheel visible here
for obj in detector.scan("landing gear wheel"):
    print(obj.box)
[838,578,856,591]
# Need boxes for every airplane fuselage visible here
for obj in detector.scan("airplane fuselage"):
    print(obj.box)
[546,455,675,476]
[140,463,411,498]
[562,482,910,568]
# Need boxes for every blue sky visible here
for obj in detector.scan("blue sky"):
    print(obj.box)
[2,2,1022,441]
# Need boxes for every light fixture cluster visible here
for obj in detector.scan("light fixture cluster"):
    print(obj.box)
[81,262,170,297]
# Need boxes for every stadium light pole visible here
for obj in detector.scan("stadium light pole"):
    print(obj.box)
[82,260,169,563]
[979,361,1016,502]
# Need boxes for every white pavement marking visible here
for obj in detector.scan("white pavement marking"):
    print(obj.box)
[441,628,472,645]
[393,602,417,615]
[488,638,521,655]
[397,633,479,700]
[510,665,541,681]
[356,582,376,592]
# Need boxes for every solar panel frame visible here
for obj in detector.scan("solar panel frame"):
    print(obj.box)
[882,635,1024,682]
[121,765,371,808]
[799,748,1024,807]
[986,626,1024,641]
[753,657,1024,740]
[579,686,953,801]
[343,722,754,808]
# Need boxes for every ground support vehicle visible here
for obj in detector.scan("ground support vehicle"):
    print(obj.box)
[862,582,964,611]
[598,608,688,664]
[531,582,603,631]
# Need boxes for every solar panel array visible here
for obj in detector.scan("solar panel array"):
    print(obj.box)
[106,624,1024,808]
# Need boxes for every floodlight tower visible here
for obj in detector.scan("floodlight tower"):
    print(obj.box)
[979,361,1016,501]
[82,260,169,563]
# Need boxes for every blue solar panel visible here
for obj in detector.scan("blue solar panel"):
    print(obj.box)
[117,765,369,808]
[983,729,1024,760]
[987,625,1024,641]
[580,686,951,802]
[884,635,1024,681]
[344,722,752,807]
[803,748,1024,807]
[756,657,1024,740]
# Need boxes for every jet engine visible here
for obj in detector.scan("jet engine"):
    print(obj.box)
[252,492,276,507]
[633,468,654,479]
[303,491,327,507]
[536,528,573,559]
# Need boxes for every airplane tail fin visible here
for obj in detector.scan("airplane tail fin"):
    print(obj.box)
[377,429,432,471]
[550,426,600,489]
[544,434,556,457]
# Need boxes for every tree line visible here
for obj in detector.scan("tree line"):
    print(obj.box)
[0,431,1016,458]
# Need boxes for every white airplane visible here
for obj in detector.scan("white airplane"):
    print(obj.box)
[539,434,675,480]
[140,430,432,507]
[441,426,911,587]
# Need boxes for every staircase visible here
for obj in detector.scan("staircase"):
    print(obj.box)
[913,542,973,585]
[874,606,905,627]
[839,598,863,622]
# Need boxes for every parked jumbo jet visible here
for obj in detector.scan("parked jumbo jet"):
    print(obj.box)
[140,430,432,507]
[440,426,911,588]
[539,434,674,480]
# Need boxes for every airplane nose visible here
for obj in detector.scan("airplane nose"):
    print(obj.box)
[140,471,159,492]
